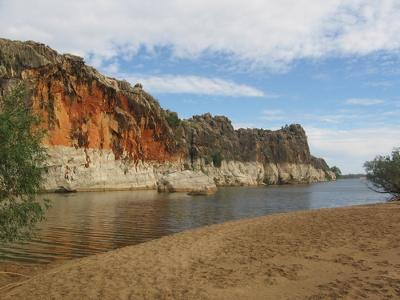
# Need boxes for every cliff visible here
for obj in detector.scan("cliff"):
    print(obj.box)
[0,38,177,162]
[0,38,335,192]
[173,113,335,185]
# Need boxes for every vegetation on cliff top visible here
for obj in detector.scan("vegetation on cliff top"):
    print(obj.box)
[0,84,49,243]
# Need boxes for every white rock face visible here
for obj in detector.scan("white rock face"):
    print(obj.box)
[44,146,158,192]
[263,162,336,184]
[191,159,265,186]
[157,170,217,194]
[42,146,334,192]
[191,159,335,186]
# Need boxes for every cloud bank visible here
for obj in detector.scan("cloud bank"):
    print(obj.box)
[306,126,400,173]
[124,75,264,97]
[1,0,400,68]
[345,98,385,105]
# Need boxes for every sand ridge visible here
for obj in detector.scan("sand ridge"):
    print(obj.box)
[2,202,400,299]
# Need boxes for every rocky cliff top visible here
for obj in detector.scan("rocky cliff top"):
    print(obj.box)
[0,38,332,173]
[173,113,318,167]
[1,38,129,93]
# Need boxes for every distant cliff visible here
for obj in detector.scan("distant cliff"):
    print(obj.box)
[173,113,335,185]
[0,38,335,191]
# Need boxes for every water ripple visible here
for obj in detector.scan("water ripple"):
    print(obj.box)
[0,179,386,264]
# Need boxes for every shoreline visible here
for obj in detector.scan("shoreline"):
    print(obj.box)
[41,146,335,193]
[2,201,399,299]
[40,177,337,195]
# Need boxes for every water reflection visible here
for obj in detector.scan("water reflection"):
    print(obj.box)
[0,179,386,264]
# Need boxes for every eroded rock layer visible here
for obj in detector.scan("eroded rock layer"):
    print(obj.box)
[0,38,177,162]
[0,38,335,191]
[174,114,335,185]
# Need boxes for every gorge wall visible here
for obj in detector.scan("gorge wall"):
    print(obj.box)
[0,38,335,192]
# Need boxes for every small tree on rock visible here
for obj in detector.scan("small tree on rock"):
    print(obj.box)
[364,149,400,201]
[0,84,49,243]
[330,166,342,178]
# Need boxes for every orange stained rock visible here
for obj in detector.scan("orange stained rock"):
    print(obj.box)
[25,68,179,163]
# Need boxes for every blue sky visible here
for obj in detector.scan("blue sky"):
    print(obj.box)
[1,0,399,173]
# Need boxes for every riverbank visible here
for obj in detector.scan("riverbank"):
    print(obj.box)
[2,202,400,299]
[42,146,334,193]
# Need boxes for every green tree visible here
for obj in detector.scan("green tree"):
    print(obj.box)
[0,84,49,243]
[330,166,342,178]
[364,149,400,201]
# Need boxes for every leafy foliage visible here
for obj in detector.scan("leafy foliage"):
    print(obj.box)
[0,84,49,243]
[165,110,181,128]
[364,149,400,200]
[212,152,223,168]
[330,166,342,178]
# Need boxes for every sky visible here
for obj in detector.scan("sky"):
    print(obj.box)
[1,0,399,173]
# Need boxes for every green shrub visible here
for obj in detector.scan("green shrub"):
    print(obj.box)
[364,149,400,201]
[165,111,181,128]
[212,152,223,168]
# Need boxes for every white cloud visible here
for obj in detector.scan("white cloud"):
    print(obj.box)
[366,80,394,88]
[260,109,286,121]
[306,126,400,173]
[382,109,400,117]
[1,1,399,69]
[232,122,257,129]
[304,113,349,124]
[102,62,120,74]
[345,98,385,105]
[312,73,331,81]
[124,74,264,97]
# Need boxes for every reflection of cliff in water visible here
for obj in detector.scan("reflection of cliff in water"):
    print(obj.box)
[0,191,176,263]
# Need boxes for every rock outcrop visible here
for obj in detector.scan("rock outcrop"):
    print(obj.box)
[174,113,335,185]
[0,38,178,162]
[157,170,217,195]
[0,38,335,192]
[45,146,158,192]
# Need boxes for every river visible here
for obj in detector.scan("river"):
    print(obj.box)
[0,178,387,264]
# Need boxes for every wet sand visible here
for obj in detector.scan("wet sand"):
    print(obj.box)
[2,202,400,299]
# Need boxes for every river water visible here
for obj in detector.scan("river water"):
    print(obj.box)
[0,179,387,264]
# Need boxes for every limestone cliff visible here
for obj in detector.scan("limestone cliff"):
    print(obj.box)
[0,38,335,192]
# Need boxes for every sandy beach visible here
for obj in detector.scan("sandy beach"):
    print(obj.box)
[1,202,400,299]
